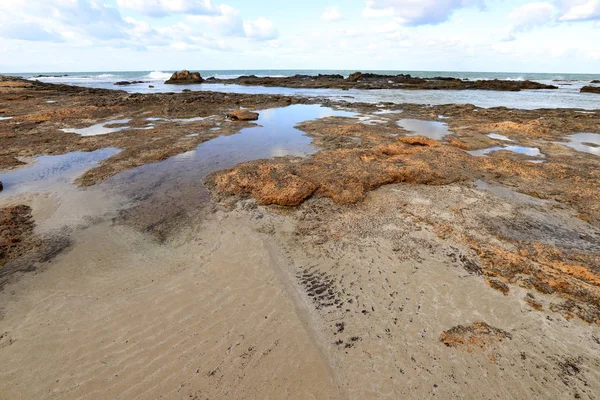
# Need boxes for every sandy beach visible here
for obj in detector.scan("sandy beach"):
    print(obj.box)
[1,74,600,399]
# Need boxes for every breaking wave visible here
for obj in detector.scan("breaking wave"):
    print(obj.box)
[145,71,172,80]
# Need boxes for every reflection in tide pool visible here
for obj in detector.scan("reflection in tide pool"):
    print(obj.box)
[190,104,354,161]
[561,133,600,156]
[62,119,132,136]
[488,133,513,142]
[468,145,543,157]
[0,148,120,196]
[104,105,356,209]
[397,119,452,140]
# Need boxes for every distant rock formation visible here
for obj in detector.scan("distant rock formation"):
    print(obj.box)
[227,109,259,121]
[581,86,600,94]
[591,80,600,84]
[347,72,362,82]
[114,81,145,86]
[201,72,557,91]
[34,74,69,78]
[164,70,204,84]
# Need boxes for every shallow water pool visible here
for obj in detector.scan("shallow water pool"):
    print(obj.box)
[62,119,132,136]
[397,119,452,140]
[560,133,600,156]
[467,145,543,157]
[0,148,120,196]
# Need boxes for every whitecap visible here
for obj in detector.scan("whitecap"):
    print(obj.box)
[145,71,172,80]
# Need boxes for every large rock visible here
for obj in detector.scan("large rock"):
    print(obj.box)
[347,71,362,82]
[227,109,259,121]
[581,86,600,94]
[0,181,3,192]
[164,70,204,84]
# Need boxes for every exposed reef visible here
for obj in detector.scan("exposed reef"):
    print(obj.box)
[203,71,558,91]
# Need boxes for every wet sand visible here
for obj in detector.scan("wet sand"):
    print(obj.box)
[1,76,600,399]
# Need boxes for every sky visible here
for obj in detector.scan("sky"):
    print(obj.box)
[0,0,599,73]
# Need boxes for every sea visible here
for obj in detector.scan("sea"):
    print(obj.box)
[6,70,600,110]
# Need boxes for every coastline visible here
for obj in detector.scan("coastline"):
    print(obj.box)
[1,75,600,399]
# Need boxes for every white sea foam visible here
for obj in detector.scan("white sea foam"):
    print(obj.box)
[145,71,172,80]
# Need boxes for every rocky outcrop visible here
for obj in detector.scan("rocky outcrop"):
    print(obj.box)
[0,181,3,192]
[581,86,600,94]
[227,109,259,121]
[347,72,362,82]
[201,73,558,91]
[0,155,25,170]
[164,70,204,85]
[591,80,600,84]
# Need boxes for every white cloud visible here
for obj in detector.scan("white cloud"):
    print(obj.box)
[362,0,484,25]
[0,21,63,42]
[243,17,279,40]
[321,6,342,21]
[116,0,218,17]
[187,5,244,36]
[504,2,557,40]
[558,0,600,21]
[0,0,131,42]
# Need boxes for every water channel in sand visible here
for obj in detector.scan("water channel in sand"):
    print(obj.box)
[1,105,354,199]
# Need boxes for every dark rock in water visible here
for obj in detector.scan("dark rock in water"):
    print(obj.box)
[149,85,154,88]
[34,74,69,78]
[347,72,362,82]
[317,74,344,80]
[183,89,191,92]
[114,81,144,86]
[591,80,600,84]
[165,70,204,84]
[581,86,600,94]
[0,181,3,192]
[227,109,259,121]
[432,76,461,81]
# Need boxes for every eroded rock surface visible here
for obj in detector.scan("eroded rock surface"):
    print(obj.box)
[227,109,259,121]
[164,70,204,84]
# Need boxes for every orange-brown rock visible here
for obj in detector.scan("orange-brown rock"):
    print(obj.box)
[0,155,25,170]
[207,163,317,206]
[164,70,204,84]
[440,322,512,361]
[347,72,362,82]
[206,136,483,206]
[227,109,259,121]
[0,205,38,267]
